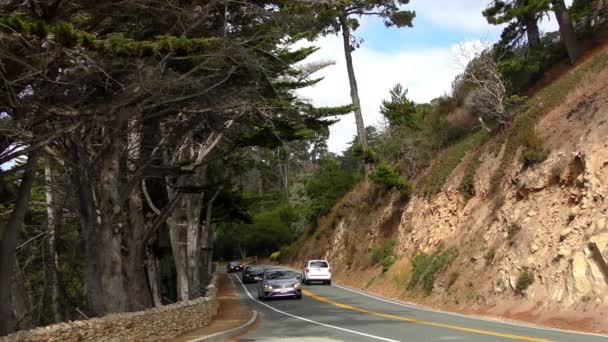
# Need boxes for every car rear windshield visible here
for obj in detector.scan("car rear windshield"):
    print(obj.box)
[229,261,241,266]
[266,270,299,280]
[246,266,263,272]
[309,261,329,268]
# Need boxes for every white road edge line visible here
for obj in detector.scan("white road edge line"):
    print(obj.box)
[233,274,400,342]
[332,284,608,338]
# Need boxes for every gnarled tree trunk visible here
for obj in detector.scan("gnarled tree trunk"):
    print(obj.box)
[9,261,33,333]
[200,190,219,287]
[69,137,127,316]
[44,158,66,323]
[97,134,128,314]
[125,118,153,311]
[553,0,581,64]
[146,246,162,307]
[0,150,38,336]
[524,15,541,49]
[185,191,204,299]
[167,209,189,301]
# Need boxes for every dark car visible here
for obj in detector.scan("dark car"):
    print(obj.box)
[257,269,302,300]
[227,261,243,273]
[242,265,265,283]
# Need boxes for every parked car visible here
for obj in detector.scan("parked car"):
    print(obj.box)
[242,265,265,283]
[258,268,302,300]
[302,259,331,285]
[227,261,243,273]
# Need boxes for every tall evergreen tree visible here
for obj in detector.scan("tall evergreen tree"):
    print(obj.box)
[0,0,351,329]
[483,0,546,49]
[484,0,582,63]
[305,1,415,151]
[380,84,417,129]
[550,0,582,63]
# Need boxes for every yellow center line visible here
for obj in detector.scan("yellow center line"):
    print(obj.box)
[302,289,554,342]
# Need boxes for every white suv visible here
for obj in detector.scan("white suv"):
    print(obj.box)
[302,259,331,285]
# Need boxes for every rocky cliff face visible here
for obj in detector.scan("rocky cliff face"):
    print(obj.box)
[293,53,608,332]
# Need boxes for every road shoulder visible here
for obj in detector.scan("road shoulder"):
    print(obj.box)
[168,273,253,342]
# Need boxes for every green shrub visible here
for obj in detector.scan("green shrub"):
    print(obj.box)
[371,240,396,265]
[521,130,549,167]
[422,248,458,294]
[270,251,281,261]
[370,163,411,195]
[459,154,482,201]
[305,155,359,221]
[499,37,567,95]
[522,148,549,167]
[515,270,534,294]
[363,149,379,164]
[381,256,396,273]
[419,130,489,198]
[408,253,433,291]
[278,245,294,261]
[371,248,384,265]
[408,247,458,294]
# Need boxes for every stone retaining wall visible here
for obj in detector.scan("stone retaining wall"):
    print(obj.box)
[1,274,219,342]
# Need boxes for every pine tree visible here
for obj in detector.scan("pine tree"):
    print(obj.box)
[303,1,415,150]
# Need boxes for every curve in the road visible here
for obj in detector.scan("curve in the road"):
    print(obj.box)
[302,289,550,342]
[333,284,608,338]
[231,270,608,342]
[234,275,398,342]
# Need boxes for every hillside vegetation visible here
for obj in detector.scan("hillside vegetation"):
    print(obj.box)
[286,35,608,334]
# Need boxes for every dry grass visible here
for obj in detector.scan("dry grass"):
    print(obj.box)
[446,107,477,128]
[560,67,608,107]
[489,50,608,196]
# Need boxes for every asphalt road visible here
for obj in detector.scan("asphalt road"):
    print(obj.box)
[228,268,608,342]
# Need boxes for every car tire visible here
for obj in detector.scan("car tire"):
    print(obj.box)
[327,280,331,285]
[295,295,302,300]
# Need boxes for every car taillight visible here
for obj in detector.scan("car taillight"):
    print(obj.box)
[328,268,331,273]
[305,268,309,273]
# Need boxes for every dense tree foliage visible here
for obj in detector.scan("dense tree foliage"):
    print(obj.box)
[483,0,547,49]
[380,84,418,129]
[0,0,350,334]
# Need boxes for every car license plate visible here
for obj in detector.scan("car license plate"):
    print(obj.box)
[279,288,289,293]
[254,277,261,280]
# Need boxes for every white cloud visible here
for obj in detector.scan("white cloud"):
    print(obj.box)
[410,0,570,34]
[297,0,573,154]
[410,0,499,33]
[298,36,467,153]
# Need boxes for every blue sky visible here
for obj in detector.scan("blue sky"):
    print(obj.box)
[297,0,564,154]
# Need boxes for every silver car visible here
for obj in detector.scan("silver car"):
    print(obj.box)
[257,269,302,300]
